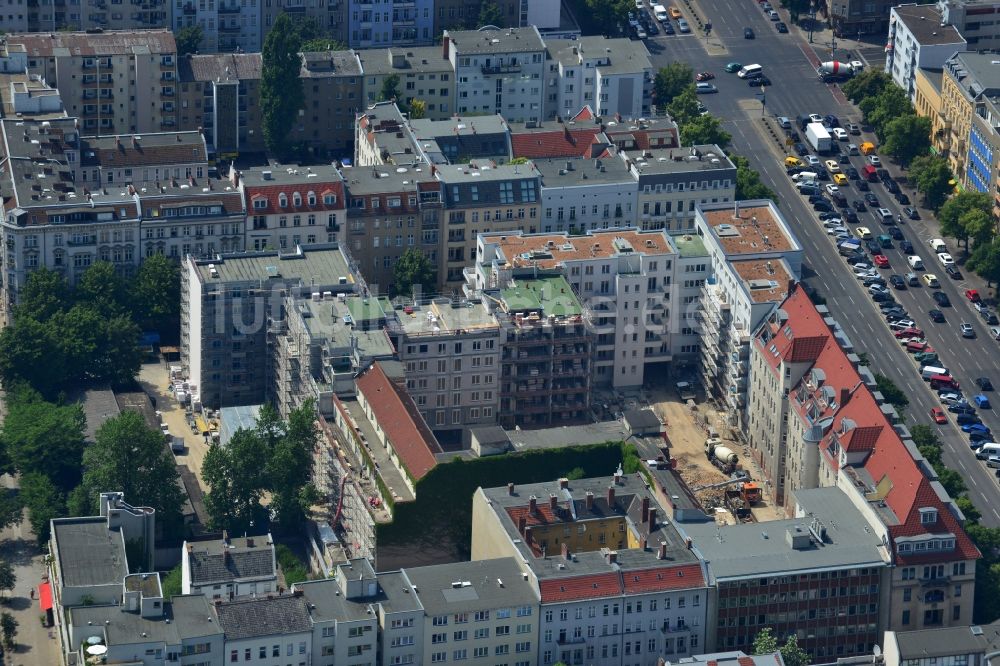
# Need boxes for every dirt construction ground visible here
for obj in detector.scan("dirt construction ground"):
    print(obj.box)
[645,386,785,524]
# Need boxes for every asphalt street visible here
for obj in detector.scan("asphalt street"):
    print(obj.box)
[641,2,1000,525]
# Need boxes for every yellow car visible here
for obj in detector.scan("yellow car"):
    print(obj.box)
[833,173,848,185]
[785,156,803,167]
[824,160,841,173]
[669,6,682,18]
[854,226,872,240]
[922,274,940,288]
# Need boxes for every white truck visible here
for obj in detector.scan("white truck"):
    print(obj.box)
[652,3,668,21]
[805,122,832,154]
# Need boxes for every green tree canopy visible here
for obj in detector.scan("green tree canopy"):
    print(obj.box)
[841,69,893,104]
[203,430,270,533]
[261,14,305,156]
[0,611,17,649]
[874,373,909,409]
[581,0,631,36]
[0,562,15,599]
[76,411,185,531]
[752,627,779,654]
[961,208,996,248]
[76,261,129,318]
[131,253,181,337]
[478,1,504,27]
[392,248,436,298]
[380,74,402,102]
[882,114,931,166]
[409,99,427,119]
[968,237,1000,286]
[680,114,731,149]
[731,154,777,201]
[0,316,68,398]
[666,87,700,127]
[910,155,953,211]
[175,25,204,57]
[19,472,65,544]
[1,389,85,491]
[939,191,992,247]
[653,64,694,107]
[14,267,71,321]
[867,86,914,139]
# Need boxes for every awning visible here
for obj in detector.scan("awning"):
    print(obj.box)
[38,581,52,611]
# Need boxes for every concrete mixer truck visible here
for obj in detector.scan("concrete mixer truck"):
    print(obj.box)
[705,437,738,474]
[817,60,864,83]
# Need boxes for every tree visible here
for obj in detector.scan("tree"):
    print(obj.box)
[779,635,810,666]
[937,467,968,498]
[202,431,269,533]
[260,14,304,156]
[957,495,983,525]
[910,424,940,450]
[14,268,71,321]
[0,611,16,649]
[131,254,180,336]
[680,114,731,149]
[2,390,85,491]
[392,248,436,298]
[266,401,320,531]
[175,25,203,57]
[882,114,931,166]
[77,411,185,527]
[0,316,68,398]
[752,627,779,654]
[968,238,1000,287]
[666,87,700,127]
[76,261,129,318]
[939,191,992,247]
[841,69,893,104]
[867,86,914,139]
[583,0,631,36]
[379,74,401,102]
[408,99,427,120]
[478,1,504,27]
[19,472,64,544]
[295,16,345,52]
[874,373,908,409]
[653,64,694,106]
[0,562,14,600]
[909,155,953,210]
[778,0,810,21]
[962,208,996,249]
[161,564,182,598]
[300,37,346,51]
[731,154,777,201]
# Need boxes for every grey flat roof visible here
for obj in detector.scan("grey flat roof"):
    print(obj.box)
[405,559,537,613]
[70,596,221,647]
[376,571,424,614]
[294,578,377,623]
[296,297,396,360]
[79,388,120,442]
[446,27,545,55]
[533,156,636,187]
[356,47,454,76]
[393,299,499,336]
[629,146,734,176]
[52,518,128,588]
[343,167,430,195]
[547,37,651,76]
[892,620,1000,657]
[410,115,509,140]
[215,595,313,640]
[947,52,1000,93]
[505,420,630,450]
[678,487,889,581]
[436,163,537,184]
[894,5,966,45]
[192,245,355,287]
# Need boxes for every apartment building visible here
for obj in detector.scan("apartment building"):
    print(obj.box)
[436,162,540,285]
[342,165,437,291]
[178,53,265,157]
[180,245,360,408]
[181,533,278,600]
[679,486,891,658]
[936,0,1000,49]
[445,27,546,123]
[747,286,980,632]
[28,0,165,32]
[543,37,652,120]
[939,52,1000,194]
[831,0,897,35]
[883,621,1000,666]
[433,0,521,36]
[172,0,261,54]
[472,475,711,665]
[0,46,65,118]
[260,1,346,52]
[624,145,736,232]
[886,5,966,101]
[508,115,609,161]
[409,113,511,165]
[7,30,179,135]
[476,229,677,388]
[235,164,346,253]
[346,0,434,48]
[356,46,456,119]
[534,155,639,234]
[694,200,803,433]
[78,130,208,188]
[386,298,502,435]
[300,50,363,159]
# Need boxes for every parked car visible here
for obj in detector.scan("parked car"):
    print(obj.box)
[930,407,947,424]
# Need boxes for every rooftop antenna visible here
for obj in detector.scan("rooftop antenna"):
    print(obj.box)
[733,199,740,219]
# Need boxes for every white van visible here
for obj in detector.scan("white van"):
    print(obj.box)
[976,443,1000,459]
[738,64,763,79]
[792,171,819,182]
[652,3,668,20]
[921,365,949,380]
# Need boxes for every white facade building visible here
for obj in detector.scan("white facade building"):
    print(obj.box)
[170,0,261,54]
[887,4,967,100]
[536,155,639,233]
[544,37,652,120]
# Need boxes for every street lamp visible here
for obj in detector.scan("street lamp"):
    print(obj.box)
[756,89,767,117]
[808,2,816,43]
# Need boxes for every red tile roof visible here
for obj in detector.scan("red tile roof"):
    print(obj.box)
[355,362,441,481]
[787,335,828,363]
[506,505,567,527]
[242,181,346,216]
[539,572,622,603]
[571,106,595,122]
[510,128,601,159]
[767,286,980,565]
[621,564,704,594]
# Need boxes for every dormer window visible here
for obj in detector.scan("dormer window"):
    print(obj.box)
[253,198,267,210]
[323,193,336,205]
[293,192,302,206]
[919,507,938,524]
[307,191,316,205]
[279,193,288,208]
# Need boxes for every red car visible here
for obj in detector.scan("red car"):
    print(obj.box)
[966,289,981,302]
[873,254,890,268]
[930,407,947,424]
[893,326,924,339]
[696,72,715,81]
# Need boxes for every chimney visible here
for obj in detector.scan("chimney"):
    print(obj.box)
[529,495,538,514]
[508,482,515,496]
[613,470,622,485]
[561,542,570,560]
[585,491,594,511]
[524,527,533,544]
[840,386,851,406]
[641,537,648,550]
[607,486,615,507]
[222,530,229,545]
[641,497,650,522]
[658,542,667,559]
[442,35,450,59]
[231,169,240,187]
[115,135,121,147]
[131,135,137,148]
[685,537,693,550]
[558,477,569,489]
[246,537,254,548]
[549,493,558,511]
[223,549,230,563]
[647,508,657,529]
[517,516,527,534]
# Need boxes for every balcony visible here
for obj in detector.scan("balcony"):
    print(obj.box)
[182,2,195,13]
[919,575,951,587]
[556,636,586,646]
[481,63,521,75]
[218,2,239,11]
[219,22,240,32]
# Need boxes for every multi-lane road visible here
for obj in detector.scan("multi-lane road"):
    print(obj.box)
[640,1,1000,524]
